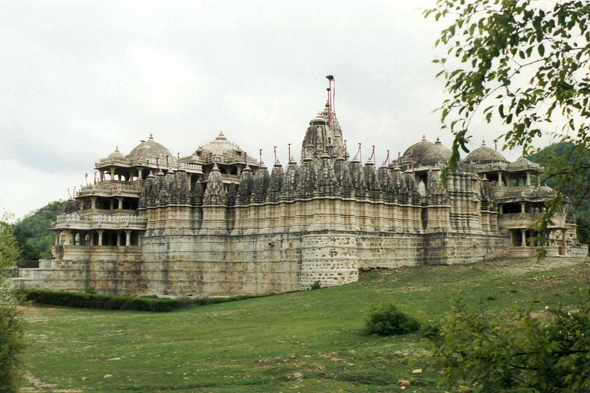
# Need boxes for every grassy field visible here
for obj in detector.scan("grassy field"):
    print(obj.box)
[20,257,589,392]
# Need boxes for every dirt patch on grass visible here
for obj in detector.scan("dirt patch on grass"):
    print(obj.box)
[481,257,588,276]
[19,303,66,323]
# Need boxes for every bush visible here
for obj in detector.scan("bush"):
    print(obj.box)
[425,291,590,392]
[365,301,421,336]
[310,281,321,290]
[0,305,25,393]
[18,289,287,312]
[0,220,25,392]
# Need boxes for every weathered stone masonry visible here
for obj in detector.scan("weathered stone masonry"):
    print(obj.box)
[16,96,586,296]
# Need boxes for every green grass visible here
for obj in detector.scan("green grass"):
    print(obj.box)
[21,257,590,392]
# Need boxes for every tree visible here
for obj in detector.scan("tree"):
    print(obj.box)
[425,0,590,246]
[0,213,25,392]
[13,200,67,260]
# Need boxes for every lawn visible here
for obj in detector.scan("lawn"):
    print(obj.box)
[20,257,589,392]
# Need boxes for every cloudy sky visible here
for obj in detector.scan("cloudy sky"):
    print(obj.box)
[0,0,525,219]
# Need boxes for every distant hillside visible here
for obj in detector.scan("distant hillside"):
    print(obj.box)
[14,200,68,260]
[528,142,590,243]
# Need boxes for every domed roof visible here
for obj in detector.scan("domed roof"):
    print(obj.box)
[107,146,126,160]
[463,140,508,164]
[198,131,242,156]
[511,156,540,171]
[127,134,174,164]
[402,135,435,162]
[195,132,258,165]
[419,138,452,166]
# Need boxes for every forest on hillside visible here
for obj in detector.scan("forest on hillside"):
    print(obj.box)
[9,142,590,261]
[13,200,67,260]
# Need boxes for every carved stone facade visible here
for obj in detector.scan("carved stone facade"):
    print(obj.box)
[16,96,587,297]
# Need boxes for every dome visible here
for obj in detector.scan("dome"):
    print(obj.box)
[402,135,435,163]
[419,138,452,166]
[195,131,257,165]
[463,140,508,164]
[198,131,242,157]
[511,156,540,170]
[127,134,175,164]
[107,146,125,161]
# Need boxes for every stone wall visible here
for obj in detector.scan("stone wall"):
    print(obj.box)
[15,245,143,295]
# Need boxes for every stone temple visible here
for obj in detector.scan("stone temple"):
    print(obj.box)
[17,92,587,296]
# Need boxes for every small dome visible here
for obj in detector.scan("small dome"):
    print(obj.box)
[464,140,508,164]
[107,146,125,160]
[420,138,452,166]
[531,184,554,198]
[127,134,175,164]
[402,135,435,163]
[198,131,242,157]
[194,131,257,165]
[511,156,540,170]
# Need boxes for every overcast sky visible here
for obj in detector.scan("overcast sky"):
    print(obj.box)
[0,0,529,219]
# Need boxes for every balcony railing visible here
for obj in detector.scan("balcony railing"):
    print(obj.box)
[54,214,147,230]
[77,181,142,197]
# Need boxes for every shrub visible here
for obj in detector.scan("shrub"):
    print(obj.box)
[425,291,590,392]
[310,281,321,290]
[365,301,421,336]
[0,304,25,393]
[0,218,25,392]
[18,289,284,312]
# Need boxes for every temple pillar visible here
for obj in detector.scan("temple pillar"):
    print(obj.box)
[138,169,143,180]
[110,199,115,210]
[118,197,124,210]
[54,230,62,246]
[521,229,526,247]
[110,167,116,180]
[498,172,503,187]
[116,232,122,247]
[125,230,132,246]
[562,229,567,253]
[137,232,142,246]
[91,197,97,210]
[521,202,526,213]
[97,230,104,246]
[526,172,531,186]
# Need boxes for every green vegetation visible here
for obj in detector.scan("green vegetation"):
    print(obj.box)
[19,257,589,392]
[427,289,590,392]
[425,0,590,239]
[365,301,421,336]
[0,214,25,393]
[13,200,67,260]
[528,142,590,244]
[20,289,283,313]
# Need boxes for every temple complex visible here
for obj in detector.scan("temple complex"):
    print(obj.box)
[16,85,587,297]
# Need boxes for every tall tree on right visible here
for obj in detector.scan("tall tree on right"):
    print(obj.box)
[425,0,590,249]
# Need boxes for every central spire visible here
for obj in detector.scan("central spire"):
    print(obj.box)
[301,77,347,161]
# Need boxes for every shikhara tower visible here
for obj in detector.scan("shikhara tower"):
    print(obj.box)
[16,81,586,297]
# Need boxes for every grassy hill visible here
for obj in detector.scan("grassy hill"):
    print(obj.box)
[20,257,588,392]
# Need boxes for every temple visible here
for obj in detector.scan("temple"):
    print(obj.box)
[16,86,587,296]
